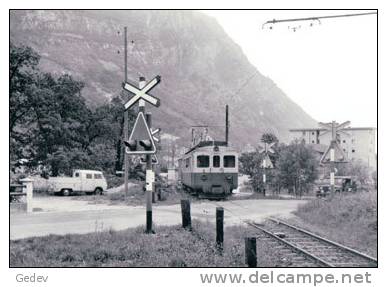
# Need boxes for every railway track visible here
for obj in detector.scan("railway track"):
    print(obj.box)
[246,218,377,267]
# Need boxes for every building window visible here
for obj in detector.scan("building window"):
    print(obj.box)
[312,140,315,144]
[343,140,346,143]
[343,149,346,152]
[224,155,236,168]
[352,149,355,153]
[197,155,209,168]
[213,155,220,168]
[311,132,315,135]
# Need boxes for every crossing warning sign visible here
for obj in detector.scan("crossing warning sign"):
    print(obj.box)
[124,112,157,155]
[260,155,274,169]
[123,76,161,110]
[320,140,347,164]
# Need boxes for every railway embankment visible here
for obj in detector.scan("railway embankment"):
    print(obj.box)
[289,191,377,257]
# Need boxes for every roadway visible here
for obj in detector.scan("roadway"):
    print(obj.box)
[10,198,306,240]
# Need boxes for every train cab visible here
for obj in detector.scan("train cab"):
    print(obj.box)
[178,141,238,199]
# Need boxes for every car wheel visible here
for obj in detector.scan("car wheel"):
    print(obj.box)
[94,187,103,195]
[62,189,70,196]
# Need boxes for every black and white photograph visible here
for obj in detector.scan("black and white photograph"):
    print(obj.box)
[7,7,379,278]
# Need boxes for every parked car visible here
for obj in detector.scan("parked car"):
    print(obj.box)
[316,176,358,197]
[47,170,107,196]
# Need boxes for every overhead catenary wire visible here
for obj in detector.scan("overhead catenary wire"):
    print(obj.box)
[262,11,377,29]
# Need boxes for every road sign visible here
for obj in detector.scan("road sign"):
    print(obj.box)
[258,142,275,154]
[319,121,351,139]
[151,128,160,143]
[125,112,157,154]
[320,140,347,164]
[146,170,155,191]
[123,76,161,110]
[260,155,274,169]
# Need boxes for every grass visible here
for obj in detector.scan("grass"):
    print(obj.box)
[290,191,377,257]
[81,183,195,207]
[10,220,294,267]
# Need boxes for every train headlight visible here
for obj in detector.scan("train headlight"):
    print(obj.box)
[201,174,208,181]
[225,175,233,182]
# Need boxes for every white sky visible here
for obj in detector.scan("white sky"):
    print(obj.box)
[203,10,377,128]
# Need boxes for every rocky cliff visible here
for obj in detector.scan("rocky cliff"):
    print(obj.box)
[10,10,317,149]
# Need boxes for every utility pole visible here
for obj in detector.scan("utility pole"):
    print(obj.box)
[123,26,129,197]
[225,105,229,145]
[329,122,337,196]
[262,156,267,196]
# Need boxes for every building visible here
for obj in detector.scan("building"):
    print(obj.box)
[289,127,376,169]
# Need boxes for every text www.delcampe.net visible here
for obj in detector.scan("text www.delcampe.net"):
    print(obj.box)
[200,271,372,286]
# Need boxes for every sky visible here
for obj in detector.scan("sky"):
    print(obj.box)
[203,10,377,128]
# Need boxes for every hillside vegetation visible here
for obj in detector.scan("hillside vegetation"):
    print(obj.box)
[10,10,316,147]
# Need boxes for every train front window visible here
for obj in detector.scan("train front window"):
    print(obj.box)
[197,155,209,168]
[213,155,220,168]
[224,155,235,168]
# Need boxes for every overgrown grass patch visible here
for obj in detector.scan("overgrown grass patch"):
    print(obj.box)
[10,221,286,267]
[291,191,377,257]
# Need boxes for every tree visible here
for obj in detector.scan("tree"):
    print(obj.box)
[336,159,372,187]
[10,42,40,133]
[276,140,319,196]
[10,43,137,177]
[261,132,279,144]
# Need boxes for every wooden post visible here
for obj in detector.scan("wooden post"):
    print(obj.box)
[216,207,224,250]
[124,111,129,197]
[262,156,266,197]
[123,26,129,197]
[245,237,257,267]
[181,199,191,229]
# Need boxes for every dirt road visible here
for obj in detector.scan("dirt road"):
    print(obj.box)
[10,199,305,240]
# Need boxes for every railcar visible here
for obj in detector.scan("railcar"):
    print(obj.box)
[178,140,238,199]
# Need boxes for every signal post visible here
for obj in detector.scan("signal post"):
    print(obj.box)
[319,121,350,195]
[258,142,275,196]
[123,76,161,234]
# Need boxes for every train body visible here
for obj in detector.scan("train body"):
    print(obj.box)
[178,141,238,199]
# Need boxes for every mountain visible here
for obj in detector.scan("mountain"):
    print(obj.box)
[10,10,317,149]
